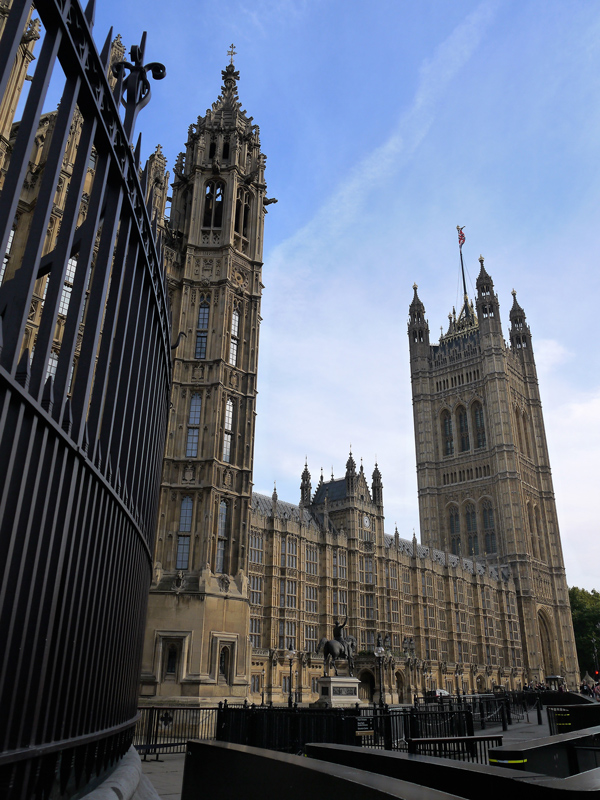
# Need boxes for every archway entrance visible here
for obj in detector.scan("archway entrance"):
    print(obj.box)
[538,612,555,676]
[358,671,375,702]
[395,671,406,703]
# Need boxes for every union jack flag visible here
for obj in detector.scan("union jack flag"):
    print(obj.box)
[457,225,465,249]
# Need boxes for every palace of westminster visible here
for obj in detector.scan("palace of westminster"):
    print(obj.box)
[0,20,579,707]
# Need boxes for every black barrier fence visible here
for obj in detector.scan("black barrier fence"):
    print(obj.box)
[134,708,218,758]
[406,734,503,764]
[213,704,479,756]
[0,1,171,798]
[547,704,600,736]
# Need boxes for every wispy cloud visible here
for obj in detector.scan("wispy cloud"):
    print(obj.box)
[267,0,500,275]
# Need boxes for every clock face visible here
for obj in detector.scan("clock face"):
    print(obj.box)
[363,516,370,528]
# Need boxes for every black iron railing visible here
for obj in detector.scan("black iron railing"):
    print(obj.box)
[134,708,218,758]
[406,734,503,763]
[0,1,170,798]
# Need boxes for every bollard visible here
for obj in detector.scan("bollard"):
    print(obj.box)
[536,697,543,725]
[500,702,508,731]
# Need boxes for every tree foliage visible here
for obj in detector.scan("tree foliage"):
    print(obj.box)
[569,586,600,680]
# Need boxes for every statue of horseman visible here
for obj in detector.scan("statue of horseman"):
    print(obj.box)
[316,616,356,676]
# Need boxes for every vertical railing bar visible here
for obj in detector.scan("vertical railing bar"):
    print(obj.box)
[84,214,134,445]
[92,232,140,461]
[50,150,111,417]
[47,463,94,743]
[29,113,97,399]
[24,447,79,745]
[69,177,124,442]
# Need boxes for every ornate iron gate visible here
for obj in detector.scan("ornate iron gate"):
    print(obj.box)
[0,1,170,797]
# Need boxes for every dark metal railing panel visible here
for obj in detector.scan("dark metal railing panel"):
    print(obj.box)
[0,0,170,797]
[134,708,219,756]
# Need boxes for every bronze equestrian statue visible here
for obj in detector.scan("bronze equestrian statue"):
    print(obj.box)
[316,616,356,676]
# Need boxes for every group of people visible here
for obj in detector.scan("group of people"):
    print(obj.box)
[580,681,600,700]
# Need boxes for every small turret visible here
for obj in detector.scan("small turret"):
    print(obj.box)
[408,284,430,351]
[300,459,311,507]
[345,449,357,496]
[475,256,501,334]
[271,481,278,517]
[372,462,383,507]
[509,289,533,357]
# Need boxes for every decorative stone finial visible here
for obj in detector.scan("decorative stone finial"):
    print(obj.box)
[227,43,237,65]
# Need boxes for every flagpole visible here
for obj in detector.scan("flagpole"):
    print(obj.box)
[456,225,470,320]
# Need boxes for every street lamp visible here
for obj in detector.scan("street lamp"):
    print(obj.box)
[261,666,265,706]
[287,649,295,707]
[374,641,385,708]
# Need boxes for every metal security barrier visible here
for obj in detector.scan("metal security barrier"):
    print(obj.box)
[0,2,170,798]
[134,708,218,758]
[406,734,503,764]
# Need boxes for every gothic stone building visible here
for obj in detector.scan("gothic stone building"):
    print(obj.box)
[137,61,579,705]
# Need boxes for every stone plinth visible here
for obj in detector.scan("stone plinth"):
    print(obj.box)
[312,675,360,707]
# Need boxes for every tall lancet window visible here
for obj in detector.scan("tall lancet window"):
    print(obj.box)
[472,402,486,449]
[229,309,239,366]
[466,504,478,556]
[441,410,454,456]
[203,180,224,228]
[458,406,470,452]
[223,399,233,463]
[483,501,496,553]
[216,500,228,573]
[449,507,460,555]
[234,188,251,239]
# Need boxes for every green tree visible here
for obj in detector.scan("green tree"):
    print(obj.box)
[569,586,600,681]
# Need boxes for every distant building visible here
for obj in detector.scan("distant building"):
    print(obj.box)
[139,62,579,705]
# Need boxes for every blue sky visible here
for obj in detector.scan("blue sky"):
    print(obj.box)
[46,0,600,589]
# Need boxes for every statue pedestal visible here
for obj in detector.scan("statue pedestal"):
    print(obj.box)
[312,675,360,708]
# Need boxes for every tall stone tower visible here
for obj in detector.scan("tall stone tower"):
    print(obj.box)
[408,254,579,688]
[140,57,272,701]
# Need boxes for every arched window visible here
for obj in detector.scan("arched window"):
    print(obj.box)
[472,402,486,449]
[482,501,496,553]
[449,507,460,555]
[522,412,531,458]
[186,393,202,457]
[441,410,454,456]
[466,504,478,555]
[229,309,239,366]
[234,188,251,239]
[202,180,224,228]
[219,646,230,681]
[527,502,539,559]
[177,497,193,569]
[216,500,228,573]
[195,301,209,359]
[457,406,470,452]
[223,399,233,463]
[535,505,546,561]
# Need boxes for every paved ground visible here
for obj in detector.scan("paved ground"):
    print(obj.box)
[141,753,186,800]
[139,708,551,799]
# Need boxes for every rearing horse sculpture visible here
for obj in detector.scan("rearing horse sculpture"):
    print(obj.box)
[316,635,357,677]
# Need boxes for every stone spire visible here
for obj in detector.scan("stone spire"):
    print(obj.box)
[345,449,357,496]
[372,462,383,507]
[300,459,312,507]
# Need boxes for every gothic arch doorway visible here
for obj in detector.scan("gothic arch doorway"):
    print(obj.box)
[538,612,555,676]
[395,671,406,703]
[358,670,375,702]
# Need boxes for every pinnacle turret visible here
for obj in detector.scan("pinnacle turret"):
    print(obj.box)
[300,459,312,506]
